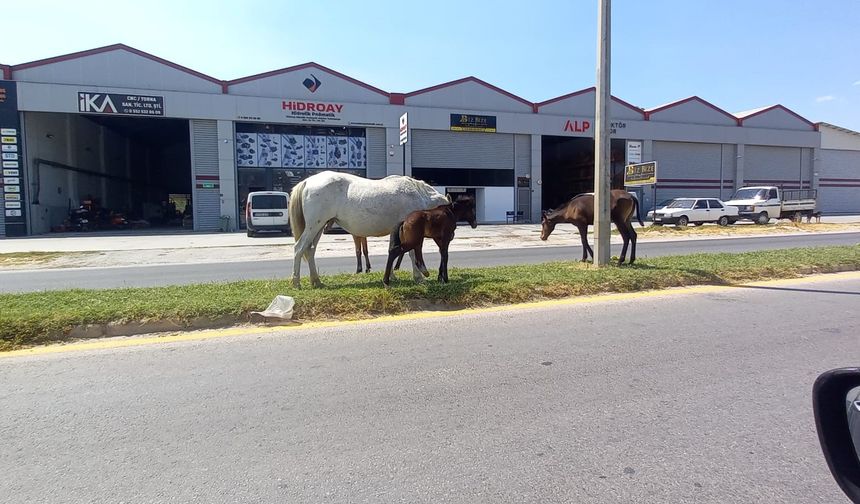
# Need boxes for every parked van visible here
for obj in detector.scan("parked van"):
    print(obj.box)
[245,191,290,237]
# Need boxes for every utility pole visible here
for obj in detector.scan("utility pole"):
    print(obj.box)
[593,0,611,266]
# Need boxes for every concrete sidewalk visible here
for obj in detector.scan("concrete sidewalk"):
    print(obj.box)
[1,216,859,270]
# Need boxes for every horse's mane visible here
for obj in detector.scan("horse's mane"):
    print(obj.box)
[405,176,443,200]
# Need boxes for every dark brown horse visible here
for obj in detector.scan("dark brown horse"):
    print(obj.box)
[352,235,371,273]
[383,195,477,286]
[540,190,643,265]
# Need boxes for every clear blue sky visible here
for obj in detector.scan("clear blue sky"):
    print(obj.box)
[4,0,859,130]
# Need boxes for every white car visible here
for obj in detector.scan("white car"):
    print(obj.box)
[646,199,677,221]
[245,191,290,237]
[652,198,739,227]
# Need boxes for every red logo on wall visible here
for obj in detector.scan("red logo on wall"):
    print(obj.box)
[563,119,591,133]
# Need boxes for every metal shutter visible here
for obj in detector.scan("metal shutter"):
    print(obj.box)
[819,149,860,213]
[366,127,386,179]
[745,145,809,188]
[652,141,726,201]
[190,119,221,232]
[412,130,513,169]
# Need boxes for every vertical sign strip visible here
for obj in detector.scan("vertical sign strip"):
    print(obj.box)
[0,80,24,236]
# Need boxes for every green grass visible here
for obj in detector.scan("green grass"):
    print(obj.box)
[1,245,859,351]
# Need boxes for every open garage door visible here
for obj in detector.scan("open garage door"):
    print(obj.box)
[23,112,193,235]
[540,136,626,212]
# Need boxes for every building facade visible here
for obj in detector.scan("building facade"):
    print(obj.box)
[0,44,856,238]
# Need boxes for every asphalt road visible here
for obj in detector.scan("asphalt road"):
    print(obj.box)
[2,274,859,503]
[1,232,859,293]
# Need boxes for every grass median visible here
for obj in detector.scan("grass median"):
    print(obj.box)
[1,245,859,351]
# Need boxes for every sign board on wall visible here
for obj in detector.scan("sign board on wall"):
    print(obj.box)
[399,113,408,145]
[626,140,642,164]
[0,80,25,235]
[78,92,164,116]
[450,114,497,133]
[624,161,658,186]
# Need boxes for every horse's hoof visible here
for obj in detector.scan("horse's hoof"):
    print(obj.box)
[365,268,371,273]
[291,278,301,288]
[311,279,323,288]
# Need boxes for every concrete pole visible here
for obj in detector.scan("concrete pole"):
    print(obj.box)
[593,0,611,266]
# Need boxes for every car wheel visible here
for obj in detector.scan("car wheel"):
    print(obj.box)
[755,213,769,225]
[717,216,729,226]
[677,216,689,227]
[694,222,704,227]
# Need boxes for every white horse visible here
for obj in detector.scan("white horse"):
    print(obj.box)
[289,171,450,287]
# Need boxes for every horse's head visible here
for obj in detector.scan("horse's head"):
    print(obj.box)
[452,195,477,229]
[540,210,557,241]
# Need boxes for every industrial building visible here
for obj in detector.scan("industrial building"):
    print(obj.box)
[1,44,857,237]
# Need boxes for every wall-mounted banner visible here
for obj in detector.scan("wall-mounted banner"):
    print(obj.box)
[0,80,25,235]
[450,114,497,133]
[626,140,642,164]
[624,161,658,186]
[78,92,164,116]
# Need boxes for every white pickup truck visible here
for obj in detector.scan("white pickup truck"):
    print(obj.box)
[723,186,817,225]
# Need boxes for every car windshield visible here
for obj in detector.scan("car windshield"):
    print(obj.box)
[731,188,768,201]
[251,195,288,209]
[657,199,676,208]
[666,199,695,209]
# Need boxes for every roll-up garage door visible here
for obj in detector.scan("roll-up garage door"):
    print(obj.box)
[652,141,727,201]
[190,119,220,232]
[819,149,860,213]
[411,129,514,187]
[366,127,387,179]
[413,130,513,169]
[744,145,810,188]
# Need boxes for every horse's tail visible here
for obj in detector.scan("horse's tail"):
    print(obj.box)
[289,179,306,241]
[633,194,644,227]
[389,222,404,252]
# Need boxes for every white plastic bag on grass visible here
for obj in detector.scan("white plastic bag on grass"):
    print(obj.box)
[251,295,294,320]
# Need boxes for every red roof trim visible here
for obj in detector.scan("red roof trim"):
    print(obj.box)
[534,87,595,107]
[534,87,645,118]
[645,96,740,125]
[10,43,225,87]
[404,76,533,108]
[226,62,389,97]
[0,64,10,80]
[737,104,816,130]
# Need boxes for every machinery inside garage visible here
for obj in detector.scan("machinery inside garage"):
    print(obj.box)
[540,136,626,211]
[23,112,192,234]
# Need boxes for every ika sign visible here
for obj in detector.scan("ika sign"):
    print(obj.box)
[450,114,496,133]
[624,161,658,186]
[78,92,164,116]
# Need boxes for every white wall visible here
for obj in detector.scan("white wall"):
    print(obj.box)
[14,49,222,94]
[479,187,515,223]
[820,125,860,150]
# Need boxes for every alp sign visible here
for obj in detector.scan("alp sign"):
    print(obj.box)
[78,92,164,116]
[563,119,591,133]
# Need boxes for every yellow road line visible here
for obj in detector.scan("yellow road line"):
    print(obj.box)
[4,271,860,359]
